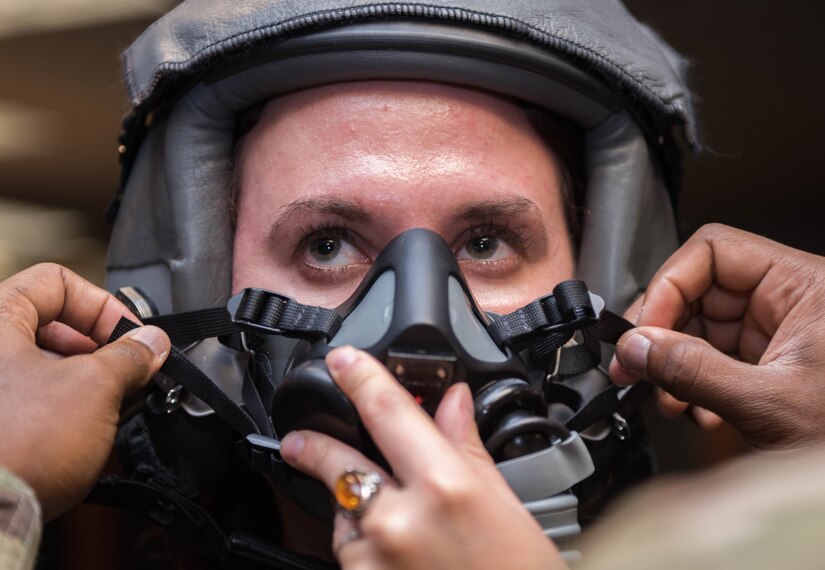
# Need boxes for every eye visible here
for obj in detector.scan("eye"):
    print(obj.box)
[456,234,517,262]
[310,237,341,262]
[306,234,366,267]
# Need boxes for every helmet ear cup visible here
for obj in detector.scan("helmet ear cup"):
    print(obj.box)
[474,378,568,462]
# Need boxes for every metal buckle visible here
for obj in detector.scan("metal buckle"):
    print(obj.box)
[239,330,252,353]
[546,346,563,381]
[235,434,291,483]
[540,291,606,335]
[611,412,630,441]
[163,385,183,414]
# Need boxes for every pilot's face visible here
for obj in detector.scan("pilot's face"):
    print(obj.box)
[232,81,574,314]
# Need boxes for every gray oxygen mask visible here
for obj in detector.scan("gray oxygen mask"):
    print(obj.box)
[268,228,568,466]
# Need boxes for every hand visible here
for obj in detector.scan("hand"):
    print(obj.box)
[280,346,566,569]
[609,224,825,449]
[0,263,170,518]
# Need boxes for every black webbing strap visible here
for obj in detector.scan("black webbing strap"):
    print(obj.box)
[88,476,227,550]
[229,288,343,341]
[565,385,621,433]
[587,308,635,342]
[143,307,236,346]
[553,309,635,376]
[86,414,226,559]
[490,279,635,379]
[557,344,600,376]
[224,532,340,570]
[488,280,598,352]
[135,292,342,352]
[489,280,635,435]
[242,361,274,439]
[109,318,259,436]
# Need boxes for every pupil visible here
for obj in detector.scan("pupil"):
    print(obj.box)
[471,237,497,258]
[312,238,339,261]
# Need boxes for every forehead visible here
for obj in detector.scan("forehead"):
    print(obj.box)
[237,81,563,205]
[255,80,538,135]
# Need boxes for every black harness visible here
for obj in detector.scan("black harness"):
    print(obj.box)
[88,280,641,568]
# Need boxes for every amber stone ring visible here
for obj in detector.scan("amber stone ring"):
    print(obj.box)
[334,468,385,518]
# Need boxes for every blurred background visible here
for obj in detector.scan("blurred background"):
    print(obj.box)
[0,1,822,472]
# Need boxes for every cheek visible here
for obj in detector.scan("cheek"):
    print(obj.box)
[467,242,575,315]
[231,197,279,294]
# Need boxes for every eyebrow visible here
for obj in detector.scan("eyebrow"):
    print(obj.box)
[271,196,372,231]
[269,194,544,236]
[452,197,541,223]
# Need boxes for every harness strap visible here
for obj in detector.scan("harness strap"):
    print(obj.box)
[143,307,236,346]
[487,280,636,436]
[87,475,227,547]
[224,533,339,570]
[136,290,343,351]
[109,318,260,436]
[228,288,343,341]
[491,280,634,383]
[565,385,620,433]
[489,280,602,355]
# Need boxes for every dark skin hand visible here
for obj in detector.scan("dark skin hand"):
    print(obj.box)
[610,224,825,450]
[0,263,170,519]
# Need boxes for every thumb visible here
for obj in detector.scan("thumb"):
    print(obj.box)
[89,325,170,398]
[614,326,759,420]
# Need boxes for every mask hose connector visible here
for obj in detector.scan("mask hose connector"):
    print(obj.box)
[474,378,566,462]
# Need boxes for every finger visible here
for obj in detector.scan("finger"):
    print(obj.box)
[325,346,461,479]
[699,282,750,322]
[655,388,688,419]
[36,321,99,355]
[638,224,797,330]
[433,383,474,445]
[689,406,725,431]
[332,514,370,563]
[0,263,139,347]
[434,383,491,464]
[623,293,646,324]
[280,430,391,491]
[608,358,641,387]
[614,326,766,421]
[77,325,170,398]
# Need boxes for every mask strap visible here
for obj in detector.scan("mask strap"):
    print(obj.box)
[489,279,633,370]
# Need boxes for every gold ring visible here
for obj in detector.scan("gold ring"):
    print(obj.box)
[334,467,384,518]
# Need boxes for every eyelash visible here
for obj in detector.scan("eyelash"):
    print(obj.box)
[295,220,530,265]
[453,220,531,258]
[293,222,359,257]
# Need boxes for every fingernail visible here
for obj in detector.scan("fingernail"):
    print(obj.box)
[280,432,305,462]
[130,326,167,357]
[618,333,650,375]
[327,346,358,373]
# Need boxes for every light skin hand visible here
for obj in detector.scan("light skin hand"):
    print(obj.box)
[280,346,566,570]
[609,224,825,450]
[0,263,170,519]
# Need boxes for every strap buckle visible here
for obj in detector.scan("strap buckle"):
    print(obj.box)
[235,434,292,483]
[539,291,606,335]
[227,289,289,335]
[544,346,563,384]
[163,385,184,413]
